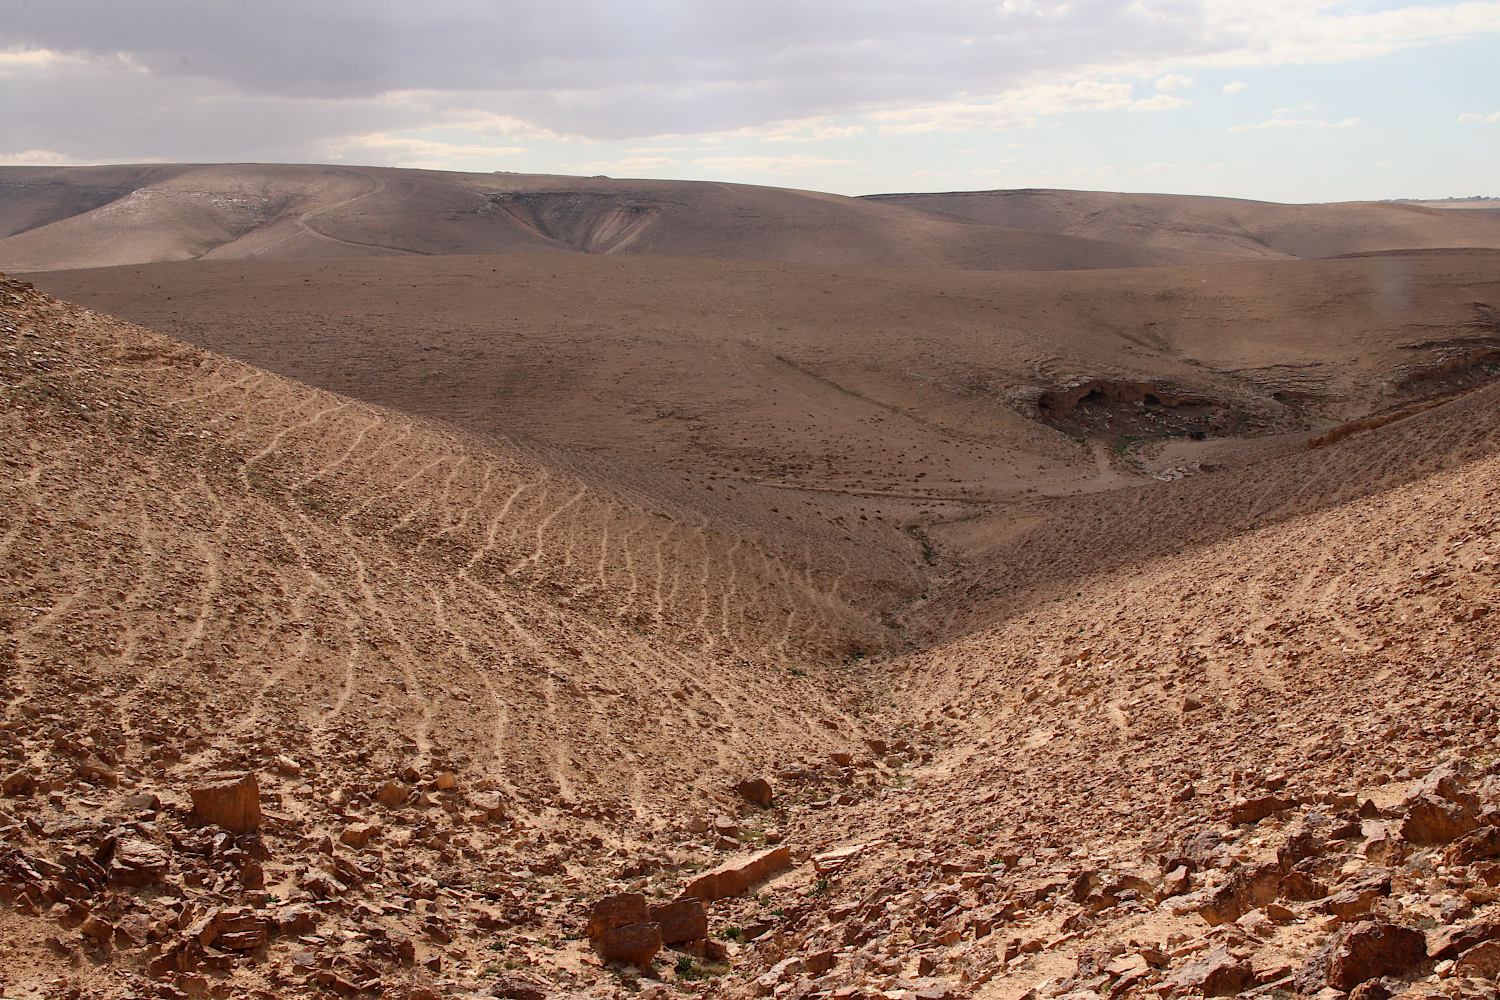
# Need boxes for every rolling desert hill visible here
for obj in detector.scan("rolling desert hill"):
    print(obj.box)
[29,249,1500,583]
[3,164,1500,1000]
[5,265,1500,1000]
[0,165,1229,274]
[865,189,1500,261]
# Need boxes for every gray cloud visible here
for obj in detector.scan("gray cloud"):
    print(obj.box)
[3,0,1497,161]
[6,0,1217,134]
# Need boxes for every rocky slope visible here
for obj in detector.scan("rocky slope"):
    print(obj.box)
[2,274,1498,1000]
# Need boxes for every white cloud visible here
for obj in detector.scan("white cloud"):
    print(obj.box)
[1131,161,1180,175]
[1155,73,1195,91]
[1222,81,1247,94]
[0,46,148,78]
[762,125,866,143]
[1458,110,1500,123]
[1175,0,1500,69]
[1130,93,1189,111]
[0,48,72,73]
[869,80,1135,134]
[692,154,859,175]
[0,149,72,165]
[326,133,527,169]
[1227,116,1359,132]
[560,156,678,173]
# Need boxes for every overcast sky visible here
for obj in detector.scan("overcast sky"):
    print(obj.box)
[4,0,1498,201]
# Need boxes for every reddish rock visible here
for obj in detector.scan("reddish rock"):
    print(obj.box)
[80,914,114,943]
[1409,760,1477,810]
[1454,940,1500,979]
[468,791,506,821]
[735,776,774,807]
[1446,827,1500,866]
[1428,917,1500,960]
[375,781,407,807]
[1193,862,1281,925]
[108,838,170,887]
[586,893,650,938]
[216,910,269,951]
[648,898,707,945]
[1166,946,1255,996]
[1229,794,1296,826]
[188,772,262,833]
[593,922,661,967]
[1300,921,1428,992]
[2,768,35,797]
[679,845,793,902]
[487,977,548,1000]
[1161,865,1193,898]
[1320,869,1392,919]
[1279,870,1329,902]
[1401,795,1479,844]
[1278,830,1324,870]
[339,823,379,848]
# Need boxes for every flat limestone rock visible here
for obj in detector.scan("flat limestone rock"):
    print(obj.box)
[679,845,793,902]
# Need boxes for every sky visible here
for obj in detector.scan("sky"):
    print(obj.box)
[3,0,1499,203]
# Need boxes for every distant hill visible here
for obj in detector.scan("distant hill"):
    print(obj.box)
[0,164,1228,272]
[864,187,1500,259]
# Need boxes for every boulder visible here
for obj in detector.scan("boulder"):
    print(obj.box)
[648,898,707,945]
[108,838,170,887]
[339,823,380,848]
[1278,829,1324,870]
[1166,946,1254,997]
[1445,827,1500,866]
[2,768,36,797]
[1427,917,1500,960]
[1190,862,1281,925]
[584,892,662,967]
[678,845,793,902]
[594,922,661,967]
[1319,869,1392,919]
[216,909,270,951]
[1454,940,1500,979]
[1400,795,1479,844]
[735,777,774,807]
[1299,921,1427,992]
[468,791,506,821]
[1408,759,1477,810]
[375,781,407,808]
[1229,795,1296,826]
[1177,828,1228,868]
[188,772,262,833]
[586,893,651,938]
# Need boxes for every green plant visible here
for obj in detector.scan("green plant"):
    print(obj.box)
[674,955,716,981]
[810,877,830,897]
[719,924,742,940]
